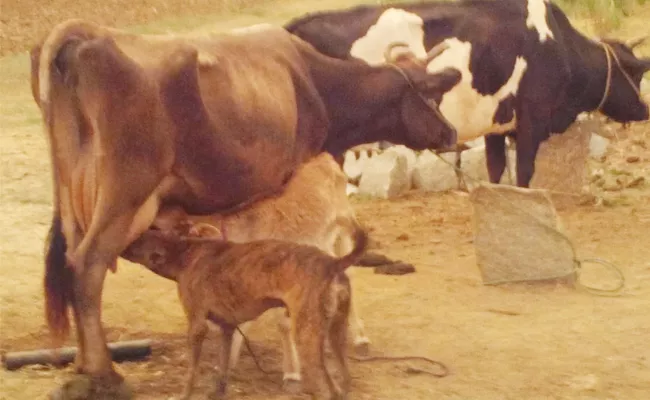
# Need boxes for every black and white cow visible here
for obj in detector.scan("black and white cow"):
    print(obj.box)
[285,0,650,187]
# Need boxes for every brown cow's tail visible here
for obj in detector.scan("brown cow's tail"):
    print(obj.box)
[330,224,368,276]
[44,214,73,347]
[36,20,98,348]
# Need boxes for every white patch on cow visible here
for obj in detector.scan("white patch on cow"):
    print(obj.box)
[526,0,554,42]
[349,9,529,144]
[350,8,427,65]
[426,38,528,143]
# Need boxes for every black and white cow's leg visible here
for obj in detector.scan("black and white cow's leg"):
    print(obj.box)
[484,133,507,184]
[513,110,545,187]
[454,147,465,190]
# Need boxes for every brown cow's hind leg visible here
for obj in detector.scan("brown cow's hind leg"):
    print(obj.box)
[49,260,133,400]
[50,197,160,400]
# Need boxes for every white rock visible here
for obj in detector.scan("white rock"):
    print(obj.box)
[641,77,649,94]
[456,146,517,189]
[412,151,458,192]
[346,183,359,197]
[358,151,410,199]
[460,146,490,189]
[343,150,372,183]
[501,150,517,185]
[589,133,610,159]
[384,145,417,187]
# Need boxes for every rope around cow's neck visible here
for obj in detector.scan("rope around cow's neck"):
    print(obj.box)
[595,41,645,113]
[595,42,613,112]
[430,151,626,297]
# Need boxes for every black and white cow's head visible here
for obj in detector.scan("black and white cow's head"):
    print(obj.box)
[596,37,650,122]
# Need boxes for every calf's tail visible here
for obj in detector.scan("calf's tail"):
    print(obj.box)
[44,215,73,346]
[330,224,368,276]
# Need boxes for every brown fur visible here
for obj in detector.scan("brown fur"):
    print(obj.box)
[122,226,368,400]
[150,153,371,387]
[34,20,458,380]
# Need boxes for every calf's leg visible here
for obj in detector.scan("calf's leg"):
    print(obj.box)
[278,312,302,392]
[181,319,208,400]
[344,271,370,356]
[212,326,235,399]
[228,321,251,369]
[294,308,335,400]
[329,299,351,398]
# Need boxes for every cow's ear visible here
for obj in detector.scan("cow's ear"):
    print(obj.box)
[626,57,650,74]
[641,58,650,72]
[424,67,461,94]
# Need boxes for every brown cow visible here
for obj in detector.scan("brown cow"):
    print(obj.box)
[31,20,460,397]
[149,152,369,390]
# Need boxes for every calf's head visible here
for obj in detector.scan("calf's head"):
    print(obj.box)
[598,37,650,122]
[122,230,181,271]
[382,43,461,150]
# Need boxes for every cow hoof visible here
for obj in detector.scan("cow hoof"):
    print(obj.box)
[49,374,133,400]
[282,378,303,394]
[356,252,394,267]
[207,388,227,400]
[373,262,416,276]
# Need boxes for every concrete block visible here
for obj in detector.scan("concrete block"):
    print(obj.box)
[358,151,410,199]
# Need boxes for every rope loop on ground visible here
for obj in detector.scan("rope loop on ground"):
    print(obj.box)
[573,258,626,296]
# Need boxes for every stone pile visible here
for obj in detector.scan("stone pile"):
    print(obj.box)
[343,116,610,199]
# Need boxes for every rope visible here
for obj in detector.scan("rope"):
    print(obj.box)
[596,42,613,112]
[595,41,645,112]
[237,326,451,381]
[430,151,626,296]
[235,325,279,376]
[349,354,449,378]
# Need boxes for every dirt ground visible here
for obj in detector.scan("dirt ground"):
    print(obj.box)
[1,1,650,399]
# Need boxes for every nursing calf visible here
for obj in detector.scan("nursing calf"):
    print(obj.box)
[151,153,371,388]
[122,224,368,400]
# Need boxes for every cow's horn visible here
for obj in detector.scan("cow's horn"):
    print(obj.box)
[627,35,648,49]
[426,42,449,63]
[384,42,411,63]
